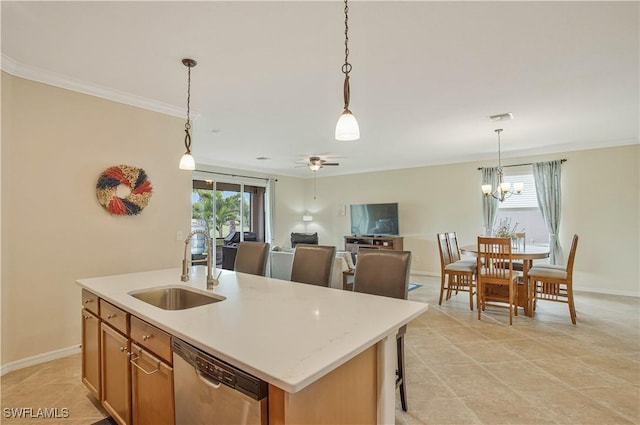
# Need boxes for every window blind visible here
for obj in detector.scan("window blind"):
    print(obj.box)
[499,174,539,209]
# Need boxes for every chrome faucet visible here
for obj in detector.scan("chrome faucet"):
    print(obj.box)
[181,229,216,288]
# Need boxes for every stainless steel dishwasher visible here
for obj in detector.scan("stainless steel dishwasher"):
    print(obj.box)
[172,337,268,425]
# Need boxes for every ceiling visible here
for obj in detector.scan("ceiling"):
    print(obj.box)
[2,1,638,178]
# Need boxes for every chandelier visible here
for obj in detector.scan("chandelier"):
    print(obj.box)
[179,58,197,170]
[335,0,360,141]
[481,129,523,202]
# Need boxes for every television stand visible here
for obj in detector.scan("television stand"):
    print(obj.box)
[344,235,404,254]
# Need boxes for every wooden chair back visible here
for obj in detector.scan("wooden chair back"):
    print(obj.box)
[513,232,526,252]
[447,232,463,262]
[437,233,452,267]
[290,244,336,287]
[566,234,579,276]
[477,237,514,284]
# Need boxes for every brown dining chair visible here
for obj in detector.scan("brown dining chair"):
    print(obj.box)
[477,237,520,325]
[234,241,270,276]
[437,233,476,310]
[528,234,579,324]
[290,244,336,287]
[511,232,526,271]
[353,249,412,412]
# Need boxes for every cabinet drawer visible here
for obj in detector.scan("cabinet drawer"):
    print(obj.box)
[100,300,129,335]
[82,289,99,315]
[130,316,172,364]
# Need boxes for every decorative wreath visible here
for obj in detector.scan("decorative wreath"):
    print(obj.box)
[96,165,153,215]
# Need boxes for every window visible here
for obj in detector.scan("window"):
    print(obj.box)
[495,173,549,246]
[191,176,268,267]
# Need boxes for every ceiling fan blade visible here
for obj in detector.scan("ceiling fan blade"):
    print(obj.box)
[322,162,340,166]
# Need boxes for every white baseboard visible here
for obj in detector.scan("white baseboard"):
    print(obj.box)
[575,287,640,298]
[1,345,81,376]
[409,269,439,278]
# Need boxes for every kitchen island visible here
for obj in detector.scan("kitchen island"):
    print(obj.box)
[77,266,428,424]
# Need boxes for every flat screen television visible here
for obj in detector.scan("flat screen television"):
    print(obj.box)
[350,203,399,236]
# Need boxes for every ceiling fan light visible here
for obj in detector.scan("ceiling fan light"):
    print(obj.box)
[335,110,360,141]
[309,163,322,172]
[179,152,195,170]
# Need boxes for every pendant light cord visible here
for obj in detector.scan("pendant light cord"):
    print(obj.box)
[496,129,503,172]
[184,64,192,153]
[342,0,352,111]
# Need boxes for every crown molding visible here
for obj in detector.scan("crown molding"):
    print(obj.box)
[1,54,184,118]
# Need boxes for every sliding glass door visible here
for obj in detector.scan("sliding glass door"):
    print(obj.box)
[191,176,268,268]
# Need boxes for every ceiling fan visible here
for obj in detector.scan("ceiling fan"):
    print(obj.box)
[301,156,340,171]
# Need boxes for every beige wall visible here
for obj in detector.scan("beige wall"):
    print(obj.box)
[1,73,192,365]
[1,72,637,368]
[304,144,640,296]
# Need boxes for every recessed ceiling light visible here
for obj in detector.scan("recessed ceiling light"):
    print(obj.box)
[489,112,513,122]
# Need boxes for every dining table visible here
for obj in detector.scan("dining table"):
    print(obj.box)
[459,243,550,316]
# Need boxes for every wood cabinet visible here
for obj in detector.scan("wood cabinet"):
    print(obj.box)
[130,344,174,425]
[101,321,131,425]
[81,309,101,400]
[268,345,377,424]
[130,316,174,425]
[82,290,174,425]
[344,235,404,254]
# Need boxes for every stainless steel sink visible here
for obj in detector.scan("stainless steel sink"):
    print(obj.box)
[129,286,225,310]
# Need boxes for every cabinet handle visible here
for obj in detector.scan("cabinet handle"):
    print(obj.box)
[119,346,126,352]
[83,299,93,304]
[83,315,91,320]
[142,334,152,341]
[107,314,116,319]
[130,354,160,375]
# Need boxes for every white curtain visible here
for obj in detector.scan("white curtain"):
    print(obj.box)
[533,160,563,264]
[481,167,499,235]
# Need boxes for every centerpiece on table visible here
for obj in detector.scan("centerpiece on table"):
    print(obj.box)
[493,218,524,250]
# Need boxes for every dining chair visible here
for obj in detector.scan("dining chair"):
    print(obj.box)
[511,232,526,272]
[353,249,412,412]
[527,234,579,324]
[290,244,336,287]
[437,233,476,310]
[234,241,270,276]
[477,237,520,325]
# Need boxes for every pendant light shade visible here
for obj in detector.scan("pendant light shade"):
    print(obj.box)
[335,109,360,141]
[335,0,360,141]
[179,58,197,170]
[179,152,195,170]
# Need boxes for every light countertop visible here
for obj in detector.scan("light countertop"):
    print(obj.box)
[76,266,428,393]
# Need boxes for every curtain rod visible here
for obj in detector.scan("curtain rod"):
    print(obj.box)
[194,169,269,182]
[477,159,567,171]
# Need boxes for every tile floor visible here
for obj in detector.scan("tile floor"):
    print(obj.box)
[1,275,639,425]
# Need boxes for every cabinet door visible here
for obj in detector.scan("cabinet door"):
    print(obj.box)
[82,309,101,399]
[130,344,175,425]
[101,323,131,425]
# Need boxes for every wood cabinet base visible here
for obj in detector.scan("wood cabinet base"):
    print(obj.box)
[269,346,377,424]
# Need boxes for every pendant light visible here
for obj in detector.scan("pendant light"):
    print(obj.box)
[335,0,360,141]
[481,129,524,202]
[179,58,197,170]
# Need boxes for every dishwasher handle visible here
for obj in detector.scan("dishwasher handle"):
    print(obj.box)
[196,369,222,389]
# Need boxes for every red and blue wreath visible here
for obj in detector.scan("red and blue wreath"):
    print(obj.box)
[96,165,153,215]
